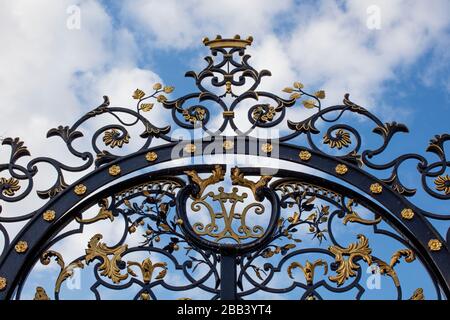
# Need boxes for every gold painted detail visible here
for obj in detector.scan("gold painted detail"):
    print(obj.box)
[146,151,158,162]
[409,288,424,300]
[127,258,167,284]
[335,164,348,175]
[299,150,311,161]
[140,292,151,300]
[261,143,273,153]
[114,179,183,202]
[203,35,253,49]
[40,250,84,293]
[85,234,128,284]
[15,240,28,253]
[274,180,342,203]
[223,140,234,150]
[225,81,232,95]
[184,143,197,154]
[43,210,56,222]
[230,167,272,201]
[74,184,87,196]
[0,277,6,290]
[370,183,383,194]
[287,259,328,285]
[185,165,225,198]
[182,107,206,124]
[428,239,442,251]
[434,175,450,195]
[223,111,235,118]
[103,129,130,148]
[342,199,382,226]
[34,287,50,300]
[0,177,20,196]
[252,105,276,123]
[323,129,351,149]
[328,235,372,286]
[109,165,121,176]
[191,186,265,243]
[76,198,114,224]
[374,249,415,287]
[401,208,414,220]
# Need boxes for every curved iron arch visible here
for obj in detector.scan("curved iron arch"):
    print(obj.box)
[0,35,448,300]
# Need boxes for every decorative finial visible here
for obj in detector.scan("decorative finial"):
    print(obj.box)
[203,35,253,49]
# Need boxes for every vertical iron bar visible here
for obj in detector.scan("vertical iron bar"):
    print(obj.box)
[220,253,237,300]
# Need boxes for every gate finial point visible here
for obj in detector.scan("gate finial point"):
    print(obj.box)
[203,35,253,49]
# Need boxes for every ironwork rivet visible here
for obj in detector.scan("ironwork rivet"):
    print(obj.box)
[15,240,28,253]
[184,144,197,153]
[43,210,56,222]
[261,143,272,153]
[428,239,442,251]
[370,183,382,194]
[74,184,87,196]
[335,164,348,175]
[146,152,158,162]
[223,111,235,118]
[109,165,121,176]
[401,208,414,220]
[299,150,311,161]
[223,140,234,150]
[0,277,6,291]
[140,292,150,300]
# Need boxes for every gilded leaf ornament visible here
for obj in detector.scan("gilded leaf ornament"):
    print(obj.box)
[85,234,128,284]
[287,259,328,285]
[342,199,382,226]
[40,250,84,294]
[185,165,225,198]
[374,249,416,287]
[230,167,272,201]
[76,198,114,224]
[33,287,50,300]
[127,258,168,284]
[0,177,20,196]
[328,235,372,286]
[323,129,351,149]
[409,288,425,300]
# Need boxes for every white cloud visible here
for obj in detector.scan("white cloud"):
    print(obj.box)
[0,0,163,241]
[1,0,450,299]
[119,0,294,49]
[119,0,450,120]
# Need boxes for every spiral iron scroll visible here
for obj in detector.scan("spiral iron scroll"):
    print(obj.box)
[0,35,449,299]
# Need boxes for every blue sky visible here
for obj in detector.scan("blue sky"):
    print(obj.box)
[0,0,449,300]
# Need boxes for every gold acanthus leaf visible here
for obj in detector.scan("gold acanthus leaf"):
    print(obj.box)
[127,258,167,284]
[342,199,382,226]
[34,287,50,300]
[374,249,416,287]
[40,250,84,294]
[328,234,372,286]
[409,288,424,300]
[184,165,225,198]
[85,234,128,284]
[230,167,272,201]
[76,198,114,224]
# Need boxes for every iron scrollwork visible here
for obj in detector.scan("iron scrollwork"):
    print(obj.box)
[0,35,448,300]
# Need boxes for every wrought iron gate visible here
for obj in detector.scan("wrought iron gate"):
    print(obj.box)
[0,35,449,300]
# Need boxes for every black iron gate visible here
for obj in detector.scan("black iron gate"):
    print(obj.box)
[0,36,449,300]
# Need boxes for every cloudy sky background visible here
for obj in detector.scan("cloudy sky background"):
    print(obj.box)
[0,0,449,299]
